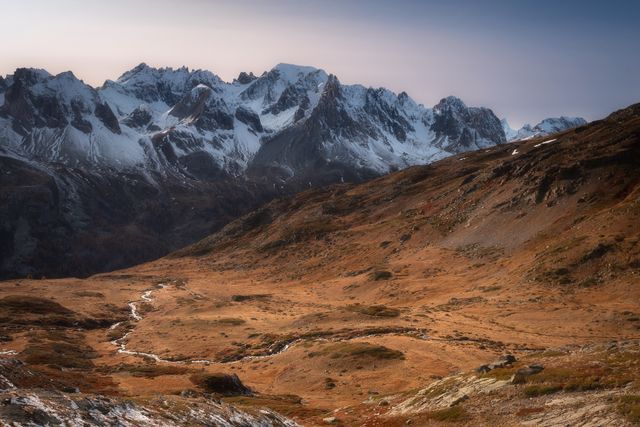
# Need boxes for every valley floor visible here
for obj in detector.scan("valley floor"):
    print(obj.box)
[1,236,639,425]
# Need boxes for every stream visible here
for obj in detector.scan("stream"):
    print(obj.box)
[110,281,428,365]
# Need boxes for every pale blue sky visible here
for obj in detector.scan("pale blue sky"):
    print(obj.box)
[1,0,639,126]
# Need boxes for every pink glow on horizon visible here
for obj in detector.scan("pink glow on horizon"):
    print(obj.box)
[2,0,640,127]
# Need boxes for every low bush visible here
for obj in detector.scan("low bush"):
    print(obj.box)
[346,304,400,317]
[309,342,404,361]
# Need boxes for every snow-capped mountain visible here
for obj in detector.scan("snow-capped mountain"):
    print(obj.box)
[0,63,507,182]
[249,82,506,184]
[0,62,578,279]
[502,116,587,142]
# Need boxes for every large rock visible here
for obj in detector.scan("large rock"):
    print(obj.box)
[511,364,544,384]
[476,354,517,373]
[191,373,253,396]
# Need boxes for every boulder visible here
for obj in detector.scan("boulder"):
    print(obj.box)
[190,373,252,396]
[180,389,199,398]
[511,364,544,384]
[476,354,516,373]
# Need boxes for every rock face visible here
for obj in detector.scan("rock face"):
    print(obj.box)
[248,81,507,185]
[235,71,257,85]
[432,96,506,151]
[0,62,525,278]
[0,356,299,425]
[502,116,587,141]
[391,374,510,414]
[1,63,508,185]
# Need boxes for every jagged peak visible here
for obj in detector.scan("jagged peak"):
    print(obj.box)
[116,63,222,87]
[269,63,328,83]
[116,62,152,82]
[395,90,420,110]
[5,67,98,108]
[306,74,341,110]
[434,95,467,112]
[132,62,150,72]
[365,86,408,106]
[11,67,52,84]
[273,63,320,74]
[56,70,78,80]
[234,71,257,85]
[323,74,341,93]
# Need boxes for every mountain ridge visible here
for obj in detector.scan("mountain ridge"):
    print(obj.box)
[1,62,587,175]
[0,62,588,279]
[502,115,587,141]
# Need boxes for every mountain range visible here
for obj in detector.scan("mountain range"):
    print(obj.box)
[0,63,586,278]
[501,116,587,141]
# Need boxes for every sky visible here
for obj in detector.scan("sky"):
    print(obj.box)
[1,0,639,127]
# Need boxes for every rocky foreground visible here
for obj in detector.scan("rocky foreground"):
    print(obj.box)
[374,341,640,426]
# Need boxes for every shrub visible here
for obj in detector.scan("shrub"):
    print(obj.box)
[618,395,640,423]
[427,406,468,422]
[231,294,270,302]
[309,342,404,361]
[369,270,393,281]
[524,385,562,397]
[110,364,189,378]
[213,318,246,326]
[346,304,400,317]
[0,295,72,315]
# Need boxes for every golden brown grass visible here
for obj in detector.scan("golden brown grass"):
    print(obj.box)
[309,342,404,361]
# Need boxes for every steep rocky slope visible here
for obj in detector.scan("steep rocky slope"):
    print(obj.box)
[180,103,639,272]
[0,156,277,278]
